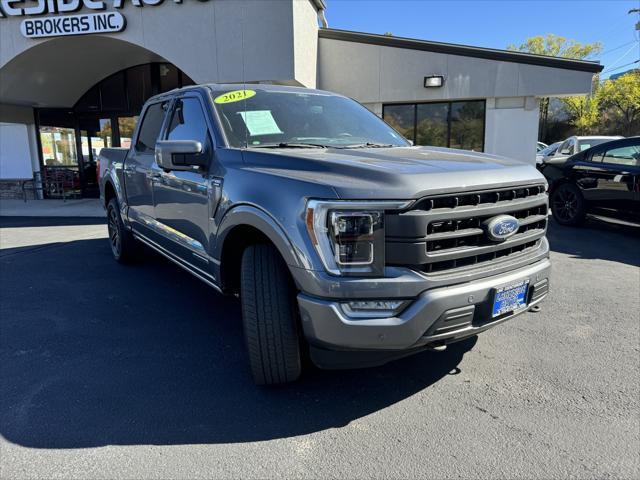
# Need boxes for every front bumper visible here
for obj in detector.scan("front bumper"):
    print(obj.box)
[297,258,550,366]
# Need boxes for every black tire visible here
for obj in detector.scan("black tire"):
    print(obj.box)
[106,197,138,263]
[551,183,586,226]
[240,244,302,385]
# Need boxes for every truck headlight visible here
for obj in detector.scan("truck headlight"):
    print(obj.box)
[306,200,412,276]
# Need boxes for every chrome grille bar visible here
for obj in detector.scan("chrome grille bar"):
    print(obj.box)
[385,184,548,275]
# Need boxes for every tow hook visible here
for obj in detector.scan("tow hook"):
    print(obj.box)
[529,305,542,313]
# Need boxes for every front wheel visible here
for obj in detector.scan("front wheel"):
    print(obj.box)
[551,183,586,226]
[240,244,303,385]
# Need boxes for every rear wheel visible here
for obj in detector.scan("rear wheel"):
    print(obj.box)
[240,244,302,385]
[551,183,586,226]
[106,197,138,263]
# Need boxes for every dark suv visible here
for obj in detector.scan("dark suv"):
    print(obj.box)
[542,137,640,226]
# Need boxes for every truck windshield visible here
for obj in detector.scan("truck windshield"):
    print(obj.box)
[211,88,409,149]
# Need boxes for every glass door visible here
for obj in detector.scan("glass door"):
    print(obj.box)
[82,118,113,197]
[39,126,81,199]
[73,118,114,198]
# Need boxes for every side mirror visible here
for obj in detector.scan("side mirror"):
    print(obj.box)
[155,140,206,171]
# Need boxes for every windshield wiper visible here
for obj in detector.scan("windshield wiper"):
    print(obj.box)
[249,142,327,149]
[336,142,396,149]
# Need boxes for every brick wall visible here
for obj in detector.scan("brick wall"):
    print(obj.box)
[0,180,37,200]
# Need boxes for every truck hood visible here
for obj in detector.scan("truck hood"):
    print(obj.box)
[243,146,545,199]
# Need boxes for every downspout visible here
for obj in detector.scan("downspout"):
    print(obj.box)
[318,8,328,28]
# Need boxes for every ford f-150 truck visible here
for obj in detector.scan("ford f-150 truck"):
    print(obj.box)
[99,84,550,385]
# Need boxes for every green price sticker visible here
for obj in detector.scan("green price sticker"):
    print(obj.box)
[214,89,256,104]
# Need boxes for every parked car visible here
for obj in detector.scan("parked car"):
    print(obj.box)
[536,141,561,167]
[536,141,548,153]
[544,136,624,166]
[99,84,550,385]
[543,137,640,226]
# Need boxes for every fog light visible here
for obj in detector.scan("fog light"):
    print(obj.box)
[341,300,408,319]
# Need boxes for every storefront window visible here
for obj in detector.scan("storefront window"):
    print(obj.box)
[384,100,485,151]
[118,117,139,149]
[417,103,448,147]
[73,62,194,116]
[100,71,127,111]
[159,63,179,92]
[450,101,485,151]
[39,127,78,167]
[127,65,153,114]
[92,119,113,157]
[382,104,415,143]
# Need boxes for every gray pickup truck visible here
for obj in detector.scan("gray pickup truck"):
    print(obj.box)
[99,84,550,385]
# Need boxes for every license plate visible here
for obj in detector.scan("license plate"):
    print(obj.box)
[492,280,529,318]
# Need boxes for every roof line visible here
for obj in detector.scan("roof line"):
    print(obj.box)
[318,29,603,73]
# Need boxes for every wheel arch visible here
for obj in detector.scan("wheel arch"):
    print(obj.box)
[103,180,117,207]
[215,205,305,294]
[547,176,574,195]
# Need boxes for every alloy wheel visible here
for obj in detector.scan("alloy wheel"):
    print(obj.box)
[553,187,579,222]
[107,207,121,257]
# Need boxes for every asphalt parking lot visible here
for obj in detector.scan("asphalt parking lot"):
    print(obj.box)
[0,216,638,479]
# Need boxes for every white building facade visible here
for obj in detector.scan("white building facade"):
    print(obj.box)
[0,0,602,199]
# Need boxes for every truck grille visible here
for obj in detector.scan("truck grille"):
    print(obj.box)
[385,185,548,275]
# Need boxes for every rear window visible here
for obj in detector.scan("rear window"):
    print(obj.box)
[578,139,616,151]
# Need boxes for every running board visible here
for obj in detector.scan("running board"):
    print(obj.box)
[133,232,223,294]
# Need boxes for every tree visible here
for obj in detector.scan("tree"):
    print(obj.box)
[597,71,640,136]
[561,94,601,134]
[508,34,602,60]
[557,75,601,134]
[508,35,602,140]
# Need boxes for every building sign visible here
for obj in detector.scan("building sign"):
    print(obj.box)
[0,0,206,17]
[1,1,210,38]
[20,11,125,38]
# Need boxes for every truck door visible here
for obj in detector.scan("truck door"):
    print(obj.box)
[151,94,216,274]
[124,100,169,238]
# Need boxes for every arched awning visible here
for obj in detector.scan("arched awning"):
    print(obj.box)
[0,35,168,108]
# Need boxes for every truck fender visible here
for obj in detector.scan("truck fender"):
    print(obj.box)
[101,170,127,220]
[214,204,306,271]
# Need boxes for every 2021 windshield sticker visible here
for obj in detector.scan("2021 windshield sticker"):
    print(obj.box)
[214,90,256,104]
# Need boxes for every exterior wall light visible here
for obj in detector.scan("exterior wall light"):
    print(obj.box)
[424,75,445,88]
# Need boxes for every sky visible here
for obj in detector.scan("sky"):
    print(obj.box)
[324,0,640,78]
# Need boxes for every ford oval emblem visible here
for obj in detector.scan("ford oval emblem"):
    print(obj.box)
[484,215,520,241]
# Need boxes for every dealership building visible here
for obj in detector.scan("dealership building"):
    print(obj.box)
[0,0,603,199]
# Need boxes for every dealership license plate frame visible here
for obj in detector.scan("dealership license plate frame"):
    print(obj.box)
[492,279,530,318]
